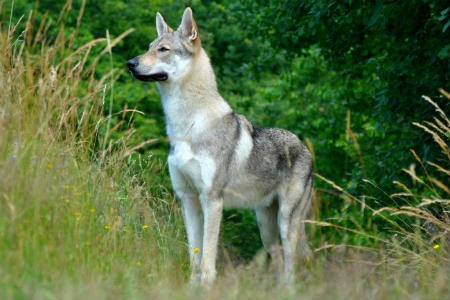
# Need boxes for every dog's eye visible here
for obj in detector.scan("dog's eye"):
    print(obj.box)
[158,47,170,52]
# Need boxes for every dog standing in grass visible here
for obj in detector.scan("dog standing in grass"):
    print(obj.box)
[127,7,313,286]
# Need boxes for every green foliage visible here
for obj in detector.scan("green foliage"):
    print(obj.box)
[3,0,450,274]
[9,0,448,196]
[204,0,450,189]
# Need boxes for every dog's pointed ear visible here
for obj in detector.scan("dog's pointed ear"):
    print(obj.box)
[156,12,173,36]
[180,7,198,41]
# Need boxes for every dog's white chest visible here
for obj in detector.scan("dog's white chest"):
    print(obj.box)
[168,141,216,193]
[169,141,196,168]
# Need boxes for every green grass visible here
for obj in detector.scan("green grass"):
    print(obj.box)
[1,4,450,299]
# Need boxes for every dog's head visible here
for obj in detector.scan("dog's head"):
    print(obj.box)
[126,7,201,83]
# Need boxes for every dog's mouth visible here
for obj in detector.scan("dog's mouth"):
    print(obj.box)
[133,72,169,82]
[126,58,168,82]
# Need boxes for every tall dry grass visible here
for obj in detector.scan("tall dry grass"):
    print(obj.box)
[0,4,186,299]
[374,89,450,260]
[306,90,450,298]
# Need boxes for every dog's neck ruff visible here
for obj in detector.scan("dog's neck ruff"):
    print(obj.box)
[158,49,232,140]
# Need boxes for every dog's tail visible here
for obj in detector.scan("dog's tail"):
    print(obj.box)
[299,169,314,260]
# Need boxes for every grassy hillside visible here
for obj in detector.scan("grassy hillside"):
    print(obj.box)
[1,3,450,299]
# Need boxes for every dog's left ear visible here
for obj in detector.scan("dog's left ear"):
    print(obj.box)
[180,7,198,41]
[156,12,173,36]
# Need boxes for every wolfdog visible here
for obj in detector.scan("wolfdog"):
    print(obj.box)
[127,7,313,286]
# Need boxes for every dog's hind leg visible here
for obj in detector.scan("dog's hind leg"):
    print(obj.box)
[278,173,313,284]
[255,200,282,274]
[278,202,300,284]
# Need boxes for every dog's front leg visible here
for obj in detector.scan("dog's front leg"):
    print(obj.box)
[200,193,223,287]
[180,192,203,285]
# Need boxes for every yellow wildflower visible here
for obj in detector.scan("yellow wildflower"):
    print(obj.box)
[104,224,111,230]
[193,248,200,254]
[142,225,149,229]
[433,244,440,249]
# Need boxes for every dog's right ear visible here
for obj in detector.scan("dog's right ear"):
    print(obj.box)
[180,7,198,41]
[156,12,173,36]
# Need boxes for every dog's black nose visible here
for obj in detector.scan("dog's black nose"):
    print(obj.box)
[126,58,138,70]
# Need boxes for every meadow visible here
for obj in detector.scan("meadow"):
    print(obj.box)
[1,1,450,299]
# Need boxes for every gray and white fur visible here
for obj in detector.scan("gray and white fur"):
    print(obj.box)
[127,7,314,286]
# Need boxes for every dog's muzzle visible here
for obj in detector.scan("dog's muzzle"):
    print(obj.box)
[126,58,168,82]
